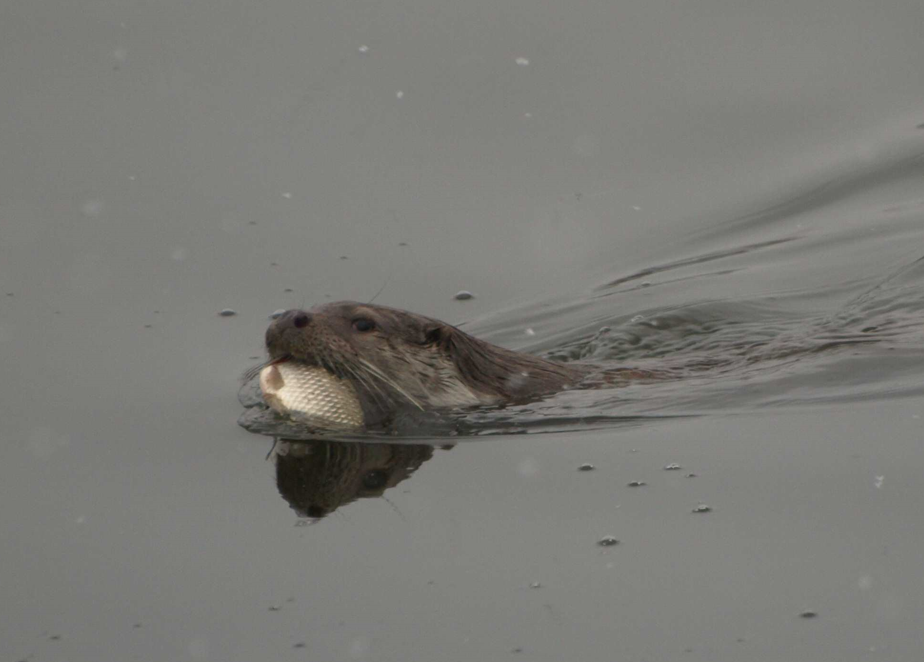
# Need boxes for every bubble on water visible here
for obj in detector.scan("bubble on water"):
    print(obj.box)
[631,206,642,211]
[524,327,535,336]
[218,309,237,317]
[627,481,646,487]
[663,463,682,471]
[578,463,595,472]
[597,536,619,547]
[630,315,644,323]
[515,57,530,66]
[348,637,370,659]
[516,457,541,477]
[270,309,286,319]
[358,45,369,54]
[692,504,712,513]
[170,247,188,261]
[875,475,885,489]
[268,605,281,612]
[188,638,210,659]
[396,90,404,99]
[529,582,542,589]
[454,290,474,300]
[281,192,292,199]
[28,426,70,458]
[640,281,652,288]
[81,200,104,217]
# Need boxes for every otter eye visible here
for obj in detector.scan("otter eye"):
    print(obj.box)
[361,470,388,490]
[352,318,376,333]
[424,327,442,344]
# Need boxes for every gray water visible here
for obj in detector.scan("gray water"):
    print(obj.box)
[3,1,924,660]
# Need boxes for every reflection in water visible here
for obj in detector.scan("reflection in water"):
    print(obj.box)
[272,439,439,520]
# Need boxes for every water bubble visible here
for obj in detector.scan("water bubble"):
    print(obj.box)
[630,315,645,323]
[454,290,474,300]
[515,57,530,66]
[640,281,652,288]
[524,327,536,336]
[875,475,885,489]
[692,504,712,513]
[81,200,104,217]
[358,45,369,54]
[270,309,286,319]
[627,481,646,487]
[268,605,281,612]
[631,206,642,211]
[663,463,682,471]
[218,309,237,317]
[281,192,292,199]
[597,536,620,547]
[578,463,596,472]
[396,90,404,99]
[529,582,542,589]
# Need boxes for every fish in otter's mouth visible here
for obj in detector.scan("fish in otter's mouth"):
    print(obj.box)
[253,301,588,430]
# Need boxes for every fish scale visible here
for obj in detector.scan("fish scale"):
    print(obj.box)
[259,362,364,429]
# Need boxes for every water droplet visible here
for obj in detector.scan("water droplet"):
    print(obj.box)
[270,309,286,319]
[454,290,474,300]
[663,463,682,471]
[597,536,619,547]
[515,57,530,66]
[529,582,542,589]
[396,90,404,99]
[524,327,536,336]
[578,463,595,472]
[219,309,237,317]
[692,504,712,513]
[640,281,652,287]
[358,45,369,54]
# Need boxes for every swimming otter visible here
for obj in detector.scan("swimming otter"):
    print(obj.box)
[257,301,588,429]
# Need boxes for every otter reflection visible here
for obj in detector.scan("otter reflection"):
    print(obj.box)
[273,439,439,520]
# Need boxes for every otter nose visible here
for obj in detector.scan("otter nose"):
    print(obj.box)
[291,310,312,329]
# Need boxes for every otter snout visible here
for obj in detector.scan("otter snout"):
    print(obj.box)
[265,309,314,359]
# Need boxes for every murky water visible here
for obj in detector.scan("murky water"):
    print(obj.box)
[3,1,924,661]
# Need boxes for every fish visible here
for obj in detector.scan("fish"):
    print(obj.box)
[259,361,364,429]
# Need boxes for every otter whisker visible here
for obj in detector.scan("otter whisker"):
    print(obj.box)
[356,358,425,410]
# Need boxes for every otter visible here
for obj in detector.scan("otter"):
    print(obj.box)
[256,301,589,430]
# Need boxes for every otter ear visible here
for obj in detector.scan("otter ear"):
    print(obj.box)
[423,324,447,345]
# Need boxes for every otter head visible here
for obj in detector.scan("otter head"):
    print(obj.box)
[263,301,585,427]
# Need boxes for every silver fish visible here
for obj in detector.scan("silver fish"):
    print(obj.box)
[259,361,364,429]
